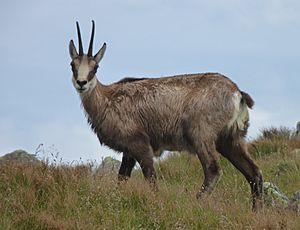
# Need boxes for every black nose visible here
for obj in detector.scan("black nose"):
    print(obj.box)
[76,80,87,88]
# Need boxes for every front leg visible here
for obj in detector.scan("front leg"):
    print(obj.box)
[118,153,136,181]
[119,133,157,191]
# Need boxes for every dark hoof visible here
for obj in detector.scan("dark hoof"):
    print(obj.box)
[252,199,264,212]
[196,191,209,200]
[118,174,129,183]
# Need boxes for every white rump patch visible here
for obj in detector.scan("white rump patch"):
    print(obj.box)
[227,92,249,131]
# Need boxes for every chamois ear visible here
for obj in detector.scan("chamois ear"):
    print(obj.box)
[94,42,106,64]
[69,40,78,59]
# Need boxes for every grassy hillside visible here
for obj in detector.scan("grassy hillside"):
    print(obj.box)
[1,128,300,229]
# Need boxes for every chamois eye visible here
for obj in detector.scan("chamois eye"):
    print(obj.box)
[87,69,96,80]
[70,64,77,74]
[91,67,98,75]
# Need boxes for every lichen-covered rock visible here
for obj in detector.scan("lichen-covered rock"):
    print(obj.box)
[263,182,289,206]
[293,190,300,200]
[263,182,300,213]
[0,150,40,166]
[288,190,300,213]
[296,121,300,135]
[95,156,121,174]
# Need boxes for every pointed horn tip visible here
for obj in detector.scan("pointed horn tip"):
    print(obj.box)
[76,22,81,31]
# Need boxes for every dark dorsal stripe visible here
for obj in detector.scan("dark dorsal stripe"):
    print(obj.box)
[116,77,148,84]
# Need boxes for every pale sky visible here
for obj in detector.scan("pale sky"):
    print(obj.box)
[1,0,299,163]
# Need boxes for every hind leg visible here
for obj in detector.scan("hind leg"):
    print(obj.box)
[118,153,136,181]
[196,141,222,198]
[218,138,263,211]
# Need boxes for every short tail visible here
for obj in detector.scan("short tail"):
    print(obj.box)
[241,91,254,109]
[227,91,253,137]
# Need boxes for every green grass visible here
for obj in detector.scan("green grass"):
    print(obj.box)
[1,127,300,229]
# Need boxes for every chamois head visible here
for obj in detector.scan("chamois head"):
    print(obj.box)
[69,20,106,94]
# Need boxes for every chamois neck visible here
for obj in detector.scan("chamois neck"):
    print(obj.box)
[80,78,109,120]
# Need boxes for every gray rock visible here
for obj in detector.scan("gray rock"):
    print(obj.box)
[0,150,40,166]
[264,182,300,212]
[263,182,289,206]
[296,121,300,136]
[96,156,121,174]
[292,190,300,201]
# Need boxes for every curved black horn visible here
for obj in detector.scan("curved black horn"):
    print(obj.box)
[76,21,84,56]
[87,20,95,56]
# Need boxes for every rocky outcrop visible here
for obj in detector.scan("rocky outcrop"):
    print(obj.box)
[95,156,121,174]
[0,150,40,166]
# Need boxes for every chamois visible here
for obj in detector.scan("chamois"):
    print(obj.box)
[69,21,263,211]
